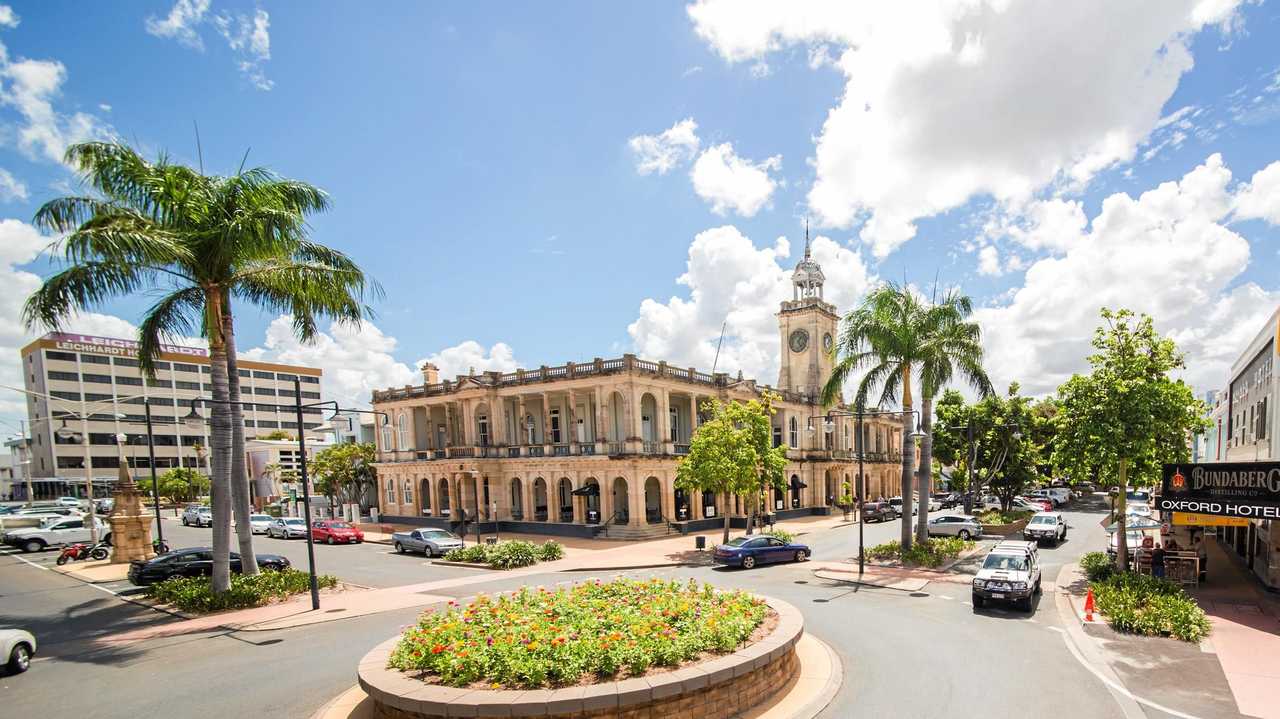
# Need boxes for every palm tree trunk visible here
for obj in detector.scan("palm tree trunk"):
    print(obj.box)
[221,302,258,575]
[917,394,934,543]
[900,368,916,550]
[205,292,233,593]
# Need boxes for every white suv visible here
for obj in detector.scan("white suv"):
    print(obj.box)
[972,541,1041,612]
[1023,512,1067,545]
[3,517,109,553]
[181,505,213,527]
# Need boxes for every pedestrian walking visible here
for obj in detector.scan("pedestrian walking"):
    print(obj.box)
[1151,542,1166,579]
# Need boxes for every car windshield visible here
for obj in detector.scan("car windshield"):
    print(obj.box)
[284,519,305,526]
[329,522,351,528]
[982,553,1028,571]
[423,530,455,539]
[250,515,271,521]
[1029,516,1056,525]
[724,537,750,547]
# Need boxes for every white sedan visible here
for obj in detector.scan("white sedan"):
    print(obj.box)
[2,628,36,674]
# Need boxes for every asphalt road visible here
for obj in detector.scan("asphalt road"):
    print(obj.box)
[1,496,1133,719]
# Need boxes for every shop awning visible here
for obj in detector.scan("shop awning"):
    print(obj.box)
[571,485,599,497]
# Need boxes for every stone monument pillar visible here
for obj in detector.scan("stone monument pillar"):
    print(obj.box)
[108,461,155,564]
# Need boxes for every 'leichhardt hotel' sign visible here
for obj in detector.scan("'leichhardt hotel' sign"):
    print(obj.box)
[47,333,208,359]
[1158,462,1280,520]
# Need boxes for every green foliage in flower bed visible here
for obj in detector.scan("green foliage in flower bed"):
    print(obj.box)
[976,509,1034,525]
[1090,571,1210,642]
[1079,551,1115,582]
[144,569,338,613]
[443,540,563,569]
[866,537,975,567]
[764,529,795,545]
[388,578,769,688]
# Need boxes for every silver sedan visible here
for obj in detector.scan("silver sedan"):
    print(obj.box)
[926,515,983,540]
[392,528,464,557]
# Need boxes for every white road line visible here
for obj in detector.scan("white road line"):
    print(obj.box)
[1056,617,1203,719]
[10,552,50,571]
[937,594,954,600]
[1048,626,1065,634]
[10,550,123,596]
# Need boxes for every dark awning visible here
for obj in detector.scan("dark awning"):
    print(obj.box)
[571,485,600,497]
[790,477,808,489]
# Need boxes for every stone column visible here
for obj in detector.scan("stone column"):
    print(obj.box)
[571,474,584,524]
[540,392,553,449]
[600,476,613,522]
[567,390,578,451]
[628,476,644,526]
[516,396,527,451]
[594,385,608,452]
[659,387,673,454]
[660,472,675,521]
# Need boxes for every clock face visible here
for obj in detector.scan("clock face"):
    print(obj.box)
[789,329,810,353]
[823,332,834,352]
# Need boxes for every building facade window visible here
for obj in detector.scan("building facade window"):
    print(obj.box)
[381,422,393,452]
[402,478,413,505]
[478,415,490,447]
[397,413,410,449]
[550,409,561,444]
[385,478,395,504]
[789,417,798,448]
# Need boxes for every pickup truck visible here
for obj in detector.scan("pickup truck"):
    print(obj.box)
[3,516,110,553]
[392,528,464,557]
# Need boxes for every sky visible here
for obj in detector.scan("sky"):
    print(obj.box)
[1,1,1279,435]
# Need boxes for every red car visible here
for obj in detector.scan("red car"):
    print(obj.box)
[311,520,364,545]
[1021,496,1054,512]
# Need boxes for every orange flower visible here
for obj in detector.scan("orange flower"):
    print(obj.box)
[431,644,444,654]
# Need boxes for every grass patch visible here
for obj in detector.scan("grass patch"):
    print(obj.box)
[866,536,975,567]
[1090,571,1210,642]
[144,569,338,613]
[388,578,768,688]
[444,540,564,569]
[976,509,1034,525]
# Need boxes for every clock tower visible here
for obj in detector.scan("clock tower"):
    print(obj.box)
[777,229,839,400]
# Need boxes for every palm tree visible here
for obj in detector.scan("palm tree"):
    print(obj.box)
[822,283,927,549]
[26,141,377,592]
[916,291,993,542]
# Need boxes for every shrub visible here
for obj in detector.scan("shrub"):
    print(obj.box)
[537,540,565,562]
[1089,571,1210,642]
[144,569,338,613]
[764,529,795,545]
[488,540,540,569]
[444,545,491,563]
[866,537,974,567]
[1079,551,1114,582]
[387,578,769,688]
[976,508,1034,525]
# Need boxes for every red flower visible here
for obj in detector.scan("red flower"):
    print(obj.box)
[431,644,445,654]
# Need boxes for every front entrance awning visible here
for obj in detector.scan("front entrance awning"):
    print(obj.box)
[571,485,599,497]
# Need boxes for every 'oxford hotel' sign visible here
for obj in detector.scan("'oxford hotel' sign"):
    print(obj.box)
[1158,462,1280,520]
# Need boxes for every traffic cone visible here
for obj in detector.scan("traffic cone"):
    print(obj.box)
[1083,588,1096,622]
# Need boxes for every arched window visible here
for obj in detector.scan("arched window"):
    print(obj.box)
[525,414,536,444]
[789,417,798,448]
[844,425,850,451]
[381,422,393,451]
[384,478,395,505]
[478,414,490,447]
[402,478,413,505]
[397,413,410,449]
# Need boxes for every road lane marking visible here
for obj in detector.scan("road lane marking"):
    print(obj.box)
[1054,621,1202,719]
[937,594,953,600]
[10,552,50,571]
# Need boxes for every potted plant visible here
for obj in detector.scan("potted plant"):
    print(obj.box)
[838,482,855,521]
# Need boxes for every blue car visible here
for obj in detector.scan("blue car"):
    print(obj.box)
[712,535,810,569]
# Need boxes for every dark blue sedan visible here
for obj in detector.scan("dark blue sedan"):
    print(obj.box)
[712,536,811,569]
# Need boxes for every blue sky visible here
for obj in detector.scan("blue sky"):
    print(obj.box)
[1,1,1279,423]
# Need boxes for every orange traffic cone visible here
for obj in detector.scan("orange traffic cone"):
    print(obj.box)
[1083,588,1096,622]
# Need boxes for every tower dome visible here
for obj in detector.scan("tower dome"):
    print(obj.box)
[792,224,824,300]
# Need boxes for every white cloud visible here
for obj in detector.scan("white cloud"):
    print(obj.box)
[749,60,772,78]
[0,167,26,201]
[627,225,873,384]
[0,5,19,29]
[690,143,782,217]
[976,245,1001,277]
[1233,160,1280,224]
[687,0,1246,258]
[0,47,113,164]
[419,341,520,381]
[145,2,274,90]
[628,118,700,175]
[974,154,1280,398]
[145,0,210,50]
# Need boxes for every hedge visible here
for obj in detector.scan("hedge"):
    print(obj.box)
[144,569,339,613]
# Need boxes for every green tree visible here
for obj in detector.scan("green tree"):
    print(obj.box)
[676,396,787,544]
[259,430,295,441]
[157,467,211,504]
[1053,308,1208,570]
[25,142,377,591]
[932,383,1045,511]
[311,442,378,511]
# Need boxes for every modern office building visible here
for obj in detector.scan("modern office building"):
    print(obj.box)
[18,332,325,499]
[372,240,920,538]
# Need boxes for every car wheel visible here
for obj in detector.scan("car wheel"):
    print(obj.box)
[794,550,807,563]
[326,536,335,545]
[958,529,971,540]
[741,555,756,570]
[181,517,189,526]
[972,593,984,609]
[1034,579,1042,595]
[394,542,404,553]
[7,643,31,674]
[1021,596,1034,612]
[22,539,44,553]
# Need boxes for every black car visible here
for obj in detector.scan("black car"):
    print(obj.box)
[932,492,961,509]
[127,547,291,586]
[861,501,898,523]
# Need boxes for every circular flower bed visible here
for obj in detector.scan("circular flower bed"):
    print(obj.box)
[387,578,770,688]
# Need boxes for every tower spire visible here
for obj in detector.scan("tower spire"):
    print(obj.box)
[804,218,811,260]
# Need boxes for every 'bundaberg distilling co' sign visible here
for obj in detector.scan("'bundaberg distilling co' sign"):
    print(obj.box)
[1158,462,1280,520]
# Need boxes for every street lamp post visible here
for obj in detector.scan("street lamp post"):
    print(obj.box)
[291,378,321,611]
[143,399,164,549]
[810,407,923,577]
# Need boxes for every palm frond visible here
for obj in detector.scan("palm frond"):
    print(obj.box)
[138,287,207,377]
[22,262,157,331]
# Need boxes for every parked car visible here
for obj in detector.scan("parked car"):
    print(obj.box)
[1011,496,1047,513]
[181,505,212,527]
[861,501,898,523]
[712,535,811,569]
[1023,512,1067,545]
[267,517,309,539]
[127,547,291,586]
[926,515,982,540]
[311,520,364,545]
[1,628,36,675]
[247,514,274,534]
[0,507,79,532]
[1026,489,1062,507]
[933,492,961,509]
[972,541,1041,611]
[1107,530,1147,561]
[3,517,110,553]
[1126,503,1153,518]
[94,498,114,514]
[1020,496,1054,512]
[924,496,942,512]
[888,497,917,516]
[55,496,82,508]
[392,528,464,556]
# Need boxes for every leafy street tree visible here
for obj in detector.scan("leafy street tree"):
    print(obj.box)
[1053,308,1208,570]
[676,396,787,544]
[26,141,378,592]
[311,442,378,512]
[157,467,211,504]
[933,384,1043,511]
[822,282,991,547]
[259,430,295,441]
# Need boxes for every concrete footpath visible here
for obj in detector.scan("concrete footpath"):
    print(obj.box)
[1056,541,1280,719]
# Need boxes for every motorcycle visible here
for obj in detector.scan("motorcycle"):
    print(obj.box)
[56,542,109,565]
